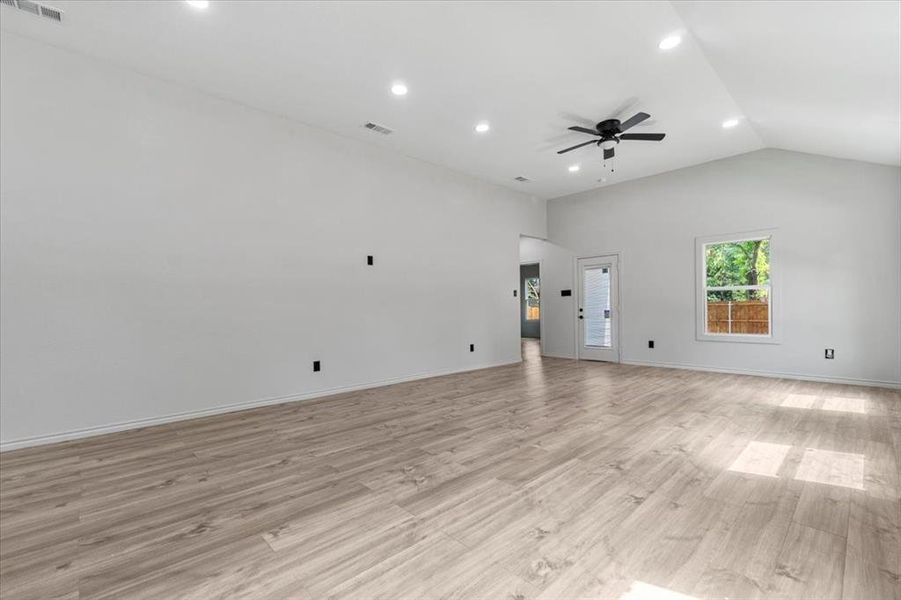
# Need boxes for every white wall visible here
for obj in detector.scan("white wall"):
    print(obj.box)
[0,33,546,449]
[545,149,901,387]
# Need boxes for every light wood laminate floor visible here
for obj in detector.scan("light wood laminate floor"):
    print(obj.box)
[1,340,899,599]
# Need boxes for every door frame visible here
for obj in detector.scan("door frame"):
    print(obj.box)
[519,260,544,356]
[574,252,622,362]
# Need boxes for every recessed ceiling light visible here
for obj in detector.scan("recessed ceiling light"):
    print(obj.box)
[185,0,209,9]
[474,122,490,133]
[568,164,580,173]
[391,82,408,96]
[658,35,682,50]
[722,118,740,129]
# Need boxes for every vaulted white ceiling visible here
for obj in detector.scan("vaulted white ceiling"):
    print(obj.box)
[673,1,901,169]
[1,1,898,199]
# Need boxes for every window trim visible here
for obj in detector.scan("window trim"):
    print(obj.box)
[695,229,781,344]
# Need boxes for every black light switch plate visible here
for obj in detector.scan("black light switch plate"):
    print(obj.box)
[513,289,517,297]
[469,344,474,352]
[648,340,655,349]
[313,360,321,372]
[367,255,374,265]
[825,349,834,359]
[561,289,572,297]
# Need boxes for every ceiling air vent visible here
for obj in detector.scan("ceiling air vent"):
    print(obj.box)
[363,122,393,135]
[514,176,530,183]
[1,0,63,21]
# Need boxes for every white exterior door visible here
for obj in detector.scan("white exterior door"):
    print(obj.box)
[577,255,620,362]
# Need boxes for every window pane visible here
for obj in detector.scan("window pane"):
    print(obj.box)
[583,266,611,347]
[706,238,770,288]
[525,277,540,321]
[706,288,769,335]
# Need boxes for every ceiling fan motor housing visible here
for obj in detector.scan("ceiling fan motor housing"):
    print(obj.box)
[597,119,622,136]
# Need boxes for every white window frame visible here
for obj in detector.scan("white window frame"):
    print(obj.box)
[695,229,781,344]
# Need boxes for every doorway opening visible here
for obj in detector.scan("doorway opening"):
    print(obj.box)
[520,262,541,358]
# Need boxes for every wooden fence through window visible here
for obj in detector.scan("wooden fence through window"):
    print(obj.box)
[707,301,769,335]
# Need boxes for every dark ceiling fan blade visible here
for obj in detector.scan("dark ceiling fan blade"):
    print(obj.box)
[603,147,615,160]
[557,140,598,154]
[618,112,650,132]
[620,133,666,141]
[568,126,600,136]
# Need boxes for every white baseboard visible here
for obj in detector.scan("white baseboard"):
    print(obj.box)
[0,359,521,453]
[620,359,901,389]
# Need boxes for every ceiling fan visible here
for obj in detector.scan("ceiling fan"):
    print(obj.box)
[558,112,665,161]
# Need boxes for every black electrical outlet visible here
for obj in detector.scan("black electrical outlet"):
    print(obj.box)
[513,289,517,297]
[561,289,572,297]
[367,255,374,266]
[313,360,321,372]
[825,348,834,359]
[469,344,475,352]
[648,340,655,349]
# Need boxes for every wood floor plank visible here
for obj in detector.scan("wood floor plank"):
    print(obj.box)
[768,522,846,600]
[842,544,901,600]
[846,490,901,572]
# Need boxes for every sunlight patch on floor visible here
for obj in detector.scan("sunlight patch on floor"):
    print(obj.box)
[778,393,869,415]
[727,441,791,478]
[820,396,867,415]
[619,581,699,600]
[780,394,817,409]
[794,447,865,490]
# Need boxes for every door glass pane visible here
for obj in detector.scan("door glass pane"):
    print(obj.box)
[525,277,540,320]
[583,266,611,347]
